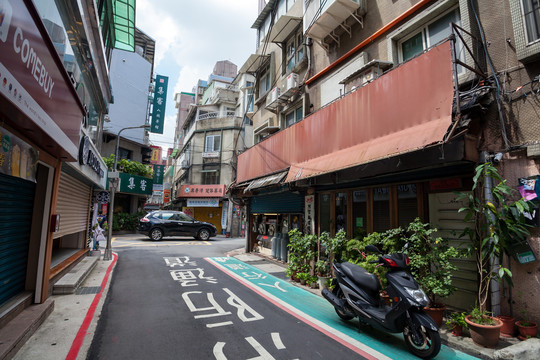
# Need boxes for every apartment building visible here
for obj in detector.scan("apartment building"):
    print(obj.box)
[232,0,540,321]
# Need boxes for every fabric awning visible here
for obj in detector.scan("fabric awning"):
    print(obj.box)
[244,171,288,193]
[286,118,451,182]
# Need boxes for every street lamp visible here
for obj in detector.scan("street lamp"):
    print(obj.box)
[104,124,151,261]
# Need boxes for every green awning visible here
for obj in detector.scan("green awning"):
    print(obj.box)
[113,0,135,51]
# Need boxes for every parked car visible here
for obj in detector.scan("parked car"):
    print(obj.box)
[138,210,217,241]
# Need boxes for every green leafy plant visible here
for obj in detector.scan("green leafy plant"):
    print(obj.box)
[406,218,464,304]
[446,312,468,328]
[457,162,533,313]
[113,212,145,231]
[315,260,330,277]
[469,306,496,325]
[103,154,153,178]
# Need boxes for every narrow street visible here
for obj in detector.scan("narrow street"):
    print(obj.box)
[86,235,477,360]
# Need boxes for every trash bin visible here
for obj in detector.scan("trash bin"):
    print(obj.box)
[271,234,278,258]
[275,233,282,261]
[280,232,289,263]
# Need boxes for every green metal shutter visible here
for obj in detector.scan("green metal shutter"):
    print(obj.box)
[250,192,304,214]
[0,173,36,306]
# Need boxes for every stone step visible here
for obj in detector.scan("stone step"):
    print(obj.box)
[52,256,99,295]
[0,298,54,360]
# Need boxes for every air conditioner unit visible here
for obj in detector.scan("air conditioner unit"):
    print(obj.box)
[361,67,382,85]
[265,87,281,110]
[281,73,300,100]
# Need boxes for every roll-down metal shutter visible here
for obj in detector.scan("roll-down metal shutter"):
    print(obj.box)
[54,172,91,239]
[250,192,304,214]
[0,173,36,306]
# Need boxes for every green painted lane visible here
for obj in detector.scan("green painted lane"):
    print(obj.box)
[207,256,479,360]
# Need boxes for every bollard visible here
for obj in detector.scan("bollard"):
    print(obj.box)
[271,233,277,258]
[275,233,282,261]
[280,232,289,263]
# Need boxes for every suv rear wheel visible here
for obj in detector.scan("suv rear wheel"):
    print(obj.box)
[197,228,211,241]
[150,228,164,241]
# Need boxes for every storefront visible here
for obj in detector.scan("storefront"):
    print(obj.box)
[178,184,227,233]
[0,0,86,309]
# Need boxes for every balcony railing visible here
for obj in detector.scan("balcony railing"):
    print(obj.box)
[197,110,237,121]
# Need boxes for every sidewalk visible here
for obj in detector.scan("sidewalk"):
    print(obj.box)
[10,252,117,360]
[227,249,540,360]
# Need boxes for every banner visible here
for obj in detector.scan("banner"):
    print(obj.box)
[150,145,162,164]
[119,172,153,195]
[0,126,39,182]
[151,75,168,134]
[153,164,165,185]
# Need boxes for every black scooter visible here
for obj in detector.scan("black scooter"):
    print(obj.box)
[321,244,441,359]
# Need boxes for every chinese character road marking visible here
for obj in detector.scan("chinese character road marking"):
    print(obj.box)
[258,282,286,293]
[164,256,196,267]
[213,333,297,360]
[170,268,217,286]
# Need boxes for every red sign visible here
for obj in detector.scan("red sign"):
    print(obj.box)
[0,0,84,161]
[179,184,226,198]
[163,188,171,203]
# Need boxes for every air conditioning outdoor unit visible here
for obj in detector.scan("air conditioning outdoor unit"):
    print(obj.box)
[361,67,382,85]
[265,87,281,110]
[280,73,300,100]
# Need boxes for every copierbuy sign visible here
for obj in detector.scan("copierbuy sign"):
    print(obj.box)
[0,0,84,161]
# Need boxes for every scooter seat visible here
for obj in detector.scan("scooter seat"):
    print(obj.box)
[341,262,381,295]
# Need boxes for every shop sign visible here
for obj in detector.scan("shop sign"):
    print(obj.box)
[118,172,153,195]
[153,164,164,184]
[429,178,462,191]
[305,195,315,235]
[187,198,219,207]
[0,125,38,182]
[150,145,162,165]
[163,188,171,203]
[78,136,104,178]
[180,184,225,198]
[151,75,168,134]
[0,0,83,160]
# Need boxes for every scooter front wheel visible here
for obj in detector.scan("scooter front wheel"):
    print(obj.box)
[403,325,441,359]
[333,286,354,321]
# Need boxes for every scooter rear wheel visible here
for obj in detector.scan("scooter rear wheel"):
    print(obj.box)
[403,325,441,359]
[333,286,354,321]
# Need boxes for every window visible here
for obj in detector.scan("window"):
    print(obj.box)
[399,9,461,62]
[179,213,193,221]
[284,30,305,73]
[259,63,271,97]
[202,170,220,184]
[523,0,540,44]
[205,135,221,152]
[118,147,132,160]
[285,104,303,127]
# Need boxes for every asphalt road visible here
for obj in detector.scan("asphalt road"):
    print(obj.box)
[87,235,366,360]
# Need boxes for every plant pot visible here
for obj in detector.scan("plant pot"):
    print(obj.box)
[424,304,446,328]
[515,320,538,340]
[310,282,318,289]
[300,279,306,285]
[451,324,464,337]
[465,315,503,348]
[497,315,515,337]
[318,276,331,290]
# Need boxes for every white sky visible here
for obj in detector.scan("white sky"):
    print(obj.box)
[135,0,259,151]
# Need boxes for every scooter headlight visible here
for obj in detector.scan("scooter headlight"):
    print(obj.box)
[404,287,429,307]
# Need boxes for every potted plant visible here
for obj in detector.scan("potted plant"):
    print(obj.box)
[497,315,516,337]
[457,162,533,347]
[406,218,463,327]
[315,259,331,289]
[446,312,467,336]
[465,307,503,348]
[297,272,309,285]
[515,303,538,340]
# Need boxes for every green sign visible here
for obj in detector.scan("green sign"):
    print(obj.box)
[153,164,165,185]
[119,172,153,195]
[151,75,168,134]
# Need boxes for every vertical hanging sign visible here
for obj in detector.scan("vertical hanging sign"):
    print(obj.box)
[305,195,315,235]
[151,75,168,134]
[153,164,165,185]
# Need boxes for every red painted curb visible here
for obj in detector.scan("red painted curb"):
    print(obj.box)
[65,253,117,360]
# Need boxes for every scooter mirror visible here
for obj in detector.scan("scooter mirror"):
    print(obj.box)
[365,245,382,254]
[403,242,409,252]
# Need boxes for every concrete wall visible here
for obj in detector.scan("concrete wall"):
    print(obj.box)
[104,48,152,144]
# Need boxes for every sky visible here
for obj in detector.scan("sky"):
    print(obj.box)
[135,0,260,152]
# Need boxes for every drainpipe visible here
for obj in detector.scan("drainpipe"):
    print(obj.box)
[480,151,501,316]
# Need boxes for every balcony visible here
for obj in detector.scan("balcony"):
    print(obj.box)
[197,110,237,121]
[305,0,366,50]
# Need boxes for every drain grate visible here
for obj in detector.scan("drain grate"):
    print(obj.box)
[76,286,101,295]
